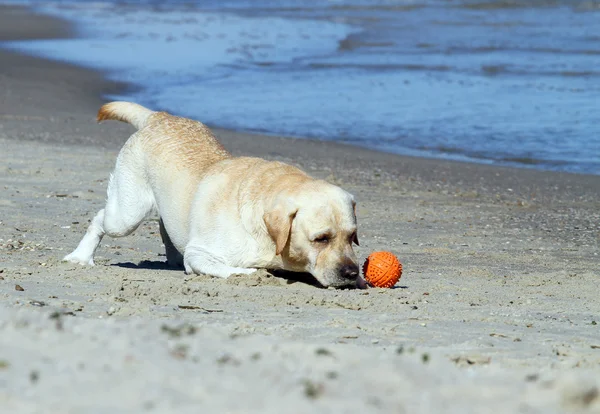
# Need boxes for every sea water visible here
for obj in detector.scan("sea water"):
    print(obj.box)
[2,0,600,174]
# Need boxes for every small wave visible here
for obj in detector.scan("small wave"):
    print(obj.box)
[204,3,426,15]
[498,156,568,166]
[308,62,453,72]
[430,20,532,28]
[480,65,600,79]
[338,36,395,52]
[481,64,508,75]
[458,0,600,11]
[420,145,572,169]
[559,70,600,77]
[447,46,600,56]
[328,4,425,12]
[459,0,563,10]
[303,61,600,80]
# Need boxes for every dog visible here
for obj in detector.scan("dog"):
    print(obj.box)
[63,102,362,288]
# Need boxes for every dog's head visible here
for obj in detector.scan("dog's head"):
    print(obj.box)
[263,180,360,288]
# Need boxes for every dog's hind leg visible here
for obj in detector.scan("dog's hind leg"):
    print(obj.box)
[159,218,183,268]
[64,156,156,266]
[63,209,106,266]
[101,161,156,239]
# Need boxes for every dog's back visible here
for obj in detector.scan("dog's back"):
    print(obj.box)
[98,102,231,176]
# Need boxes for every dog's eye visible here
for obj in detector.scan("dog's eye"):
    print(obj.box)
[314,235,330,244]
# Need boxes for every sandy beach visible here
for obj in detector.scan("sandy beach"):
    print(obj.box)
[1,5,599,413]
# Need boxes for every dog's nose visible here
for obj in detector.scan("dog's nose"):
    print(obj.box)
[339,264,359,280]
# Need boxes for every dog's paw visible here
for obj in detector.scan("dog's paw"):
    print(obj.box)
[63,253,95,266]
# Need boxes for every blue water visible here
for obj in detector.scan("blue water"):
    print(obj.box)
[3,0,600,174]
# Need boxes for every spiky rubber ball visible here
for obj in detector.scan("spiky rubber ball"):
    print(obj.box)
[362,251,402,288]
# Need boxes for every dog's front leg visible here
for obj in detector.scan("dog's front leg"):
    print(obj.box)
[184,243,255,278]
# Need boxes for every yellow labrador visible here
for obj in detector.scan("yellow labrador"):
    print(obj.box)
[64,102,362,288]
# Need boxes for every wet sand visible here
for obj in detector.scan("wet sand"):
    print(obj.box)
[1,5,599,413]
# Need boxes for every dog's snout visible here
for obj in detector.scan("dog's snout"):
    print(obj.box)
[339,264,359,280]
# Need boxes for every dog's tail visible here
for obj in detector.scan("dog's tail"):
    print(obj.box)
[97,101,155,130]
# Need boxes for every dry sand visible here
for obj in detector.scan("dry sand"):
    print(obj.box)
[1,5,599,413]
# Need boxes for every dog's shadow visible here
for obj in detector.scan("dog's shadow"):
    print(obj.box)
[268,270,325,288]
[111,262,324,286]
[110,263,364,289]
[112,260,179,271]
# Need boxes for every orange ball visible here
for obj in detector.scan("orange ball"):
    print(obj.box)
[362,251,402,288]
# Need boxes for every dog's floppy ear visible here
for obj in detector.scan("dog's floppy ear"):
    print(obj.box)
[263,200,298,255]
[352,198,360,246]
[352,230,360,246]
